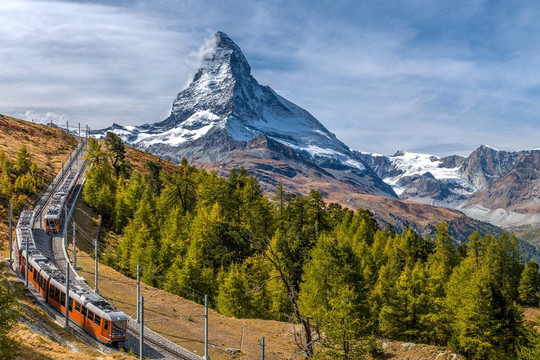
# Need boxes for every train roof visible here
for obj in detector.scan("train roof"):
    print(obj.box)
[48,275,127,321]
[16,210,36,250]
[25,250,127,321]
[45,170,79,220]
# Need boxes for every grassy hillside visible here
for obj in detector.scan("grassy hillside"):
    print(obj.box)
[0,114,77,252]
[0,114,132,359]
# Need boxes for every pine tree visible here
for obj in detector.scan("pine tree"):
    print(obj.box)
[519,260,540,306]
[0,172,11,200]
[84,138,105,166]
[15,145,31,173]
[299,236,366,356]
[165,238,215,302]
[446,253,525,359]
[446,257,497,359]
[104,131,127,179]
[216,263,251,318]
[83,161,116,219]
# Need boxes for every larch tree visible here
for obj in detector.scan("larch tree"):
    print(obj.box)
[519,260,540,306]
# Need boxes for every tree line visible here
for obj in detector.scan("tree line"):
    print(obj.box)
[84,133,540,359]
[0,146,44,216]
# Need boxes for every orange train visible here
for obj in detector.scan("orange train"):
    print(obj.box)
[17,210,127,345]
[45,170,80,233]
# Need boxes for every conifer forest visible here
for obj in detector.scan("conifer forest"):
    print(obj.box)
[83,134,540,359]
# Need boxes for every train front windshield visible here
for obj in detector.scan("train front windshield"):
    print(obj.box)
[112,320,127,337]
[46,219,57,230]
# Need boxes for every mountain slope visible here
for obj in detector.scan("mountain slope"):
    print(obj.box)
[459,145,527,190]
[461,152,540,227]
[357,150,474,207]
[97,31,396,198]
[359,147,540,229]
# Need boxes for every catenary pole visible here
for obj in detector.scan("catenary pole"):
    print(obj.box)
[25,237,29,288]
[8,202,12,267]
[73,222,77,269]
[140,295,144,360]
[260,336,265,360]
[94,238,99,294]
[205,294,209,360]
[136,264,140,323]
[65,262,70,329]
[63,208,68,249]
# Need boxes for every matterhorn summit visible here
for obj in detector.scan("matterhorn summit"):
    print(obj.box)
[97,31,396,198]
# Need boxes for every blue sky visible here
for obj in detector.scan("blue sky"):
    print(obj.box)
[1,0,540,156]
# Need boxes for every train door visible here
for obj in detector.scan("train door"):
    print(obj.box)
[102,319,111,340]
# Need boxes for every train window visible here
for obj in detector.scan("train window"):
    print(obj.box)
[33,269,37,281]
[55,289,61,303]
[49,285,54,298]
[81,306,87,317]
[68,299,73,312]
[112,320,126,337]
[94,315,101,326]
[75,302,81,313]
[60,292,66,306]
[87,311,94,322]
[104,321,109,331]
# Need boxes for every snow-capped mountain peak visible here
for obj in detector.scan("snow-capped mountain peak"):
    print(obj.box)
[109,32,350,156]
[356,150,475,206]
[95,31,396,198]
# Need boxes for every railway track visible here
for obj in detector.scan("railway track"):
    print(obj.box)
[20,136,202,360]
[126,321,199,360]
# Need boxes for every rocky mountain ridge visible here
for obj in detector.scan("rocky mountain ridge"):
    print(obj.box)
[95,31,540,230]
[96,31,396,199]
[358,146,540,227]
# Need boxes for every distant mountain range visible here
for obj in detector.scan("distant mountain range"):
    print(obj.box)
[94,31,540,234]
[358,146,540,227]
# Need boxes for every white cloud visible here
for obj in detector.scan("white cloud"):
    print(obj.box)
[1,0,540,157]
[18,110,69,125]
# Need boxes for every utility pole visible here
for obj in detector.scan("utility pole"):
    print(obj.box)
[25,237,29,289]
[94,238,99,294]
[72,222,77,269]
[260,336,265,360]
[8,202,12,267]
[139,295,144,360]
[65,262,70,329]
[66,120,69,133]
[78,123,81,140]
[205,294,209,360]
[63,208,68,249]
[136,264,140,323]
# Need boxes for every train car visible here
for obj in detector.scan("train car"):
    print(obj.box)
[45,170,80,233]
[47,277,128,345]
[17,209,128,346]
[16,210,36,262]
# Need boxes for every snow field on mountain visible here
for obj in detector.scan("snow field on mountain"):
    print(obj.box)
[136,110,222,146]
